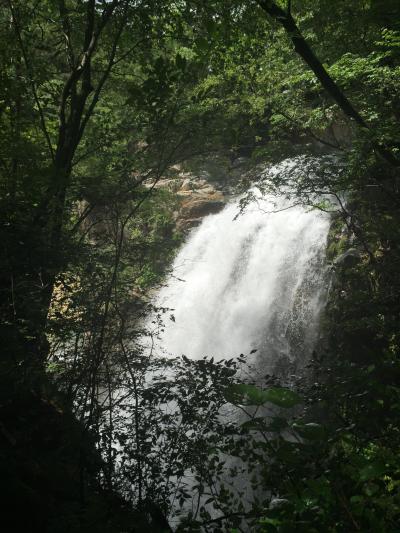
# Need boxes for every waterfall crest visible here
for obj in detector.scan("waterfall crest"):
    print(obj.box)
[149,169,331,374]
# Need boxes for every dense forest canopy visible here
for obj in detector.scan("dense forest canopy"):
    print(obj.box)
[1,0,400,531]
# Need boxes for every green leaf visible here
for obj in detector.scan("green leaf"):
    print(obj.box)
[259,516,282,526]
[263,387,302,408]
[175,54,187,71]
[359,461,386,481]
[292,422,326,440]
[224,384,302,407]
[267,416,289,431]
[224,384,264,405]
[241,417,267,431]
[364,482,379,496]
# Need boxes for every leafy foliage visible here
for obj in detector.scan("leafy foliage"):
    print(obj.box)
[1,0,400,531]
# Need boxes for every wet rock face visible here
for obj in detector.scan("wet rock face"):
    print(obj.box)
[176,181,225,230]
[176,197,225,231]
[149,168,226,231]
[180,197,225,219]
[334,247,363,268]
[177,177,225,229]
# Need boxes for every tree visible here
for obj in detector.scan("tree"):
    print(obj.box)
[1,1,138,382]
[2,1,400,531]
[256,0,400,166]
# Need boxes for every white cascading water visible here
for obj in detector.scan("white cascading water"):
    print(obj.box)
[148,174,331,374]
[130,162,333,527]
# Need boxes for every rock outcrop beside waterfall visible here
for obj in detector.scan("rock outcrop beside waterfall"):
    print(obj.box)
[148,167,226,231]
[176,179,225,231]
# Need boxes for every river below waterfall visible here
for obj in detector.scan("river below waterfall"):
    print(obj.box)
[147,177,331,378]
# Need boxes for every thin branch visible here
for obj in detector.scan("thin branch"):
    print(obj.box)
[58,0,119,140]
[70,201,96,234]
[79,1,129,139]
[275,108,345,151]
[58,0,75,68]
[7,0,55,162]
[111,37,147,68]
[256,0,400,167]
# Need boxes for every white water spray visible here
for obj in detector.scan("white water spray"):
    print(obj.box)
[149,171,331,374]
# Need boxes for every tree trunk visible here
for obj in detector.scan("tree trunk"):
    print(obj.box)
[256,0,399,167]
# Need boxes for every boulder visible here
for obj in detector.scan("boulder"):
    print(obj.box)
[145,168,226,231]
[176,218,203,232]
[200,186,217,195]
[334,248,363,268]
[180,178,192,191]
[180,196,225,220]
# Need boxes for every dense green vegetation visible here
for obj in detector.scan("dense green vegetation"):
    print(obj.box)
[1,1,400,531]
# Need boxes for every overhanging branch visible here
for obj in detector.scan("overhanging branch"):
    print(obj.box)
[256,0,400,167]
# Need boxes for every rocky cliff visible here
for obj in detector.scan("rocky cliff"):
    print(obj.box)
[147,166,226,231]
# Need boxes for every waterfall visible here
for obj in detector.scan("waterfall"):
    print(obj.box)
[148,166,331,375]
[120,160,333,527]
